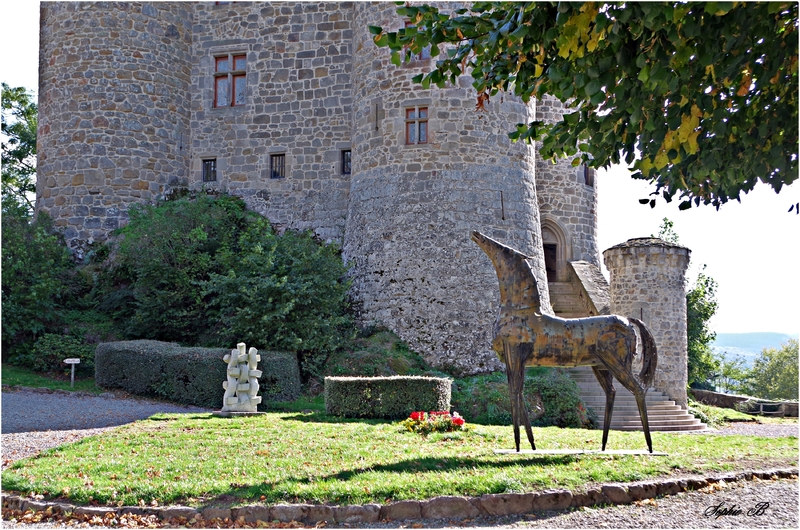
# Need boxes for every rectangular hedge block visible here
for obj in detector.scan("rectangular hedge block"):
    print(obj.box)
[95,340,301,409]
[324,376,451,419]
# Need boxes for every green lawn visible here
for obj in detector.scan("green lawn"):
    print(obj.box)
[2,411,796,509]
[1,364,102,394]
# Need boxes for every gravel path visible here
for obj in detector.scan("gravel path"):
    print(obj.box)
[1,388,209,469]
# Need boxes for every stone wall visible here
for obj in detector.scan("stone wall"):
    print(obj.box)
[188,2,354,242]
[603,238,691,407]
[343,2,549,374]
[36,2,194,259]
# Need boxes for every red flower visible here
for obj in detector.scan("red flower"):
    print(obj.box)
[410,411,425,421]
[453,417,465,426]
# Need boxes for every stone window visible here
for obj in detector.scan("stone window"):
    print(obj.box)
[404,21,431,61]
[202,159,217,182]
[405,107,428,145]
[214,53,246,108]
[270,154,286,179]
[341,150,351,175]
[582,164,595,187]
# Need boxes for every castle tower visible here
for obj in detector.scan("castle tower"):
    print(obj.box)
[534,95,599,279]
[36,2,193,259]
[603,238,691,407]
[344,3,551,374]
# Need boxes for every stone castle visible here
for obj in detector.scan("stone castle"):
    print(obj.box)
[35,2,692,409]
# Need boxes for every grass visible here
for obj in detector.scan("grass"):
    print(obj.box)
[2,410,796,509]
[1,364,102,394]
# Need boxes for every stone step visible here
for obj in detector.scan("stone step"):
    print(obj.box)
[597,422,708,432]
[568,366,707,432]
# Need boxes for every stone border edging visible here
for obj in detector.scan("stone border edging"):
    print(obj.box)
[3,468,797,525]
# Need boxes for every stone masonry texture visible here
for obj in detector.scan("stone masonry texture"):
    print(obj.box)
[36,2,687,377]
[603,238,691,407]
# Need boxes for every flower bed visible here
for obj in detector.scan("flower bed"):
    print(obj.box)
[401,410,466,435]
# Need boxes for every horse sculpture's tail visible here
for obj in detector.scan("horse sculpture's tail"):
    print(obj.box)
[630,318,657,389]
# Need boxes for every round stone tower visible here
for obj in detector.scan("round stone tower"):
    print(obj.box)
[534,95,599,277]
[603,238,691,407]
[36,2,193,259]
[345,3,551,374]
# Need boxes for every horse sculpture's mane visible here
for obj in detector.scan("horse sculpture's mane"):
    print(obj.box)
[470,232,542,312]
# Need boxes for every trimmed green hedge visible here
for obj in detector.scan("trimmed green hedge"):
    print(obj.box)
[95,340,301,408]
[324,376,451,419]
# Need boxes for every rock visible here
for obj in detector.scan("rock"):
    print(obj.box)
[270,503,309,522]
[684,478,708,490]
[380,500,422,521]
[656,480,683,497]
[479,493,535,516]
[24,501,51,513]
[231,505,270,524]
[601,484,630,504]
[74,506,118,516]
[628,482,658,500]
[572,488,610,507]
[159,506,198,520]
[201,507,232,521]
[334,504,380,523]
[305,505,335,523]
[532,489,573,511]
[421,496,480,520]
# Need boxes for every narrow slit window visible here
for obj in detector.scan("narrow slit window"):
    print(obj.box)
[341,150,351,175]
[405,107,428,145]
[214,53,246,107]
[270,154,286,179]
[202,159,217,182]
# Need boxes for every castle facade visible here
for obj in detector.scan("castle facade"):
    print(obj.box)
[37,3,684,390]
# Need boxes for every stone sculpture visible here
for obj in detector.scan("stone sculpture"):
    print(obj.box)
[214,342,264,417]
[471,231,658,453]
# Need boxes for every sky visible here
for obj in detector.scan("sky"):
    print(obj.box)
[3,2,798,336]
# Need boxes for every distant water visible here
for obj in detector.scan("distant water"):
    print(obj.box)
[712,332,796,367]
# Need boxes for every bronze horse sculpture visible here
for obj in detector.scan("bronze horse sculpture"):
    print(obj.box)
[471,231,658,453]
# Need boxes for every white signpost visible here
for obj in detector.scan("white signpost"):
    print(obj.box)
[64,358,80,388]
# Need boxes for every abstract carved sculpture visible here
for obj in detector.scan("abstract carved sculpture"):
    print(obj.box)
[214,342,263,416]
[471,231,658,453]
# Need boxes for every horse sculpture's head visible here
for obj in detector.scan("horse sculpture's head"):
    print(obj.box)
[471,231,541,311]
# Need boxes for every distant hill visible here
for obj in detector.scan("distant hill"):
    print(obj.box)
[712,332,796,367]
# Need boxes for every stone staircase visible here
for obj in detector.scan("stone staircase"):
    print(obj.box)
[568,367,707,432]
[548,282,589,318]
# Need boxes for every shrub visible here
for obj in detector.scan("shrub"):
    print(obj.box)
[100,193,354,378]
[324,376,451,419]
[10,334,97,376]
[1,210,72,359]
[324,328,430,377]
[95,340,301,408]
[451,368,595,428]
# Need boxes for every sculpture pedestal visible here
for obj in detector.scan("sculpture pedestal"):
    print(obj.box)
[494,449,668,456]
[212,411,266,418]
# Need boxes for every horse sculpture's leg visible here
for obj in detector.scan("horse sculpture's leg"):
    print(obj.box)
[633,390,654,453]
[503,341,536,452]
[591,366,616,451]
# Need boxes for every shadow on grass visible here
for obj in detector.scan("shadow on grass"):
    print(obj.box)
[208,453,579,506]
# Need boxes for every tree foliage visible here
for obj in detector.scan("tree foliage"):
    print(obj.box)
[686,268,720,387]
[372,2,798,208]
[1,83,37,214]
[1,210,72,358]
[743,339,799,401]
